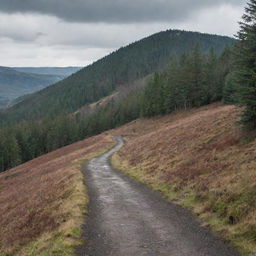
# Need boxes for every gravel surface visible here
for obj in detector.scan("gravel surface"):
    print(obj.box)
[77,136,240,256]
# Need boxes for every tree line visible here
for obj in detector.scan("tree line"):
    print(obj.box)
[0,88,143,172]
[141,0,256,127]
[141,45,233,117]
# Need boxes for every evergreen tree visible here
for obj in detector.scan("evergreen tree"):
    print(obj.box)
[236,0,256,129]
[188,43,205,107]
[1,133,21,171]
[164,58,182,112]
[141,43,233,118]
[204,48,218,103]
[141,73,165,117]
[223,72,238,104]
[0,133,5,172]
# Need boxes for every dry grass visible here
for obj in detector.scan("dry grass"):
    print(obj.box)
[112,103,256,255]
[0,134,114,256]
[2,102,255,255]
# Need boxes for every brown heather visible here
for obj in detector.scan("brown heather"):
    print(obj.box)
[112,103,256,254]
[0,134,114,255]
[1,102,256,255]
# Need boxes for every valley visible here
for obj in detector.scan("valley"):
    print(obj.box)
[0,66,81,108]
[1,0,256,255]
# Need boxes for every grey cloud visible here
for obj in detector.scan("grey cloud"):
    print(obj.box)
[0,0,245,23]
[41,22,173,48]
[0,1,245,67]
[0,32,36,42]
[0,15,41,42]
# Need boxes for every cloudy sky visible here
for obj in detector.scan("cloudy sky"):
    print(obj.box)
[0,0,247,67]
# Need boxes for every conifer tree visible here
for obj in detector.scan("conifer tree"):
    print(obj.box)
[223,72,238,104]
[189,43,205,107]
[236,0,256,129]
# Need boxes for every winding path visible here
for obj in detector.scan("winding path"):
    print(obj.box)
[77,136,240,256]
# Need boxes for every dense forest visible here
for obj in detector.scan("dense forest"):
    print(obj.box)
[0,30,234,125]
[141,45,233,116]
[0,89,142,171]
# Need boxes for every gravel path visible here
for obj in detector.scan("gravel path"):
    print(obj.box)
[77,136,240,256]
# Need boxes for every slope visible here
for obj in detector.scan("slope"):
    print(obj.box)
[0,67,63,108]
[112,103,256,254]
[78,136,239,256]
[0,133,114,256]
[2,102,255,255]
[1,30,235,123]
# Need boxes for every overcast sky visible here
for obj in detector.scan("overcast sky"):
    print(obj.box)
[0,0,247,67]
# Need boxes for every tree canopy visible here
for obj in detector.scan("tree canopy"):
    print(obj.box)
[235,0,256,129]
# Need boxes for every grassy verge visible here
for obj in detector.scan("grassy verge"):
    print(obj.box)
[19,147,113,256]
[111,153,255,255]
[0,135,115,256]
[17,158,88,256]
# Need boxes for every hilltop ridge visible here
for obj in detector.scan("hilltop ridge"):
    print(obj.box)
[1,29,235,123]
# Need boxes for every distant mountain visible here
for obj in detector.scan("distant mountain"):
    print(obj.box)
[14,67,82,77]
[2,30,235,123]
[0,66,63,108]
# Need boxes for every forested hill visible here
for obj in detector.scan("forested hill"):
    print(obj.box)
[1,30,234,124]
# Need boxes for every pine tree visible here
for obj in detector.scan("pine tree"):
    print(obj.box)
[141,73,164,117]
[0,132,5,172]
[3,134,21,170]
[204,48,218,103]
[236,0,256,129]
[223,72,238,104]
[189,43,205,107]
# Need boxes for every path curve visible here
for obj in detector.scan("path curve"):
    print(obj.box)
[77,136,240,256]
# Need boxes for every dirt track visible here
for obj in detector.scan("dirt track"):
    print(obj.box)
[77,136,240,256]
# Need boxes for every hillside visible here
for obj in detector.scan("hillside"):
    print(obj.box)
[0,41,233,173]
[2,103,256,255]
[112,103,256,254]
[0,67,63,108]
[14,67,82,77]
[0,133,114,256]
[1,30,235,124]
